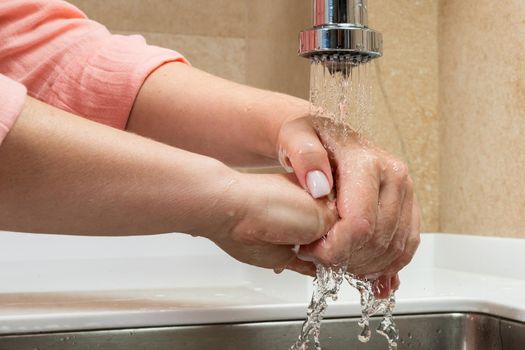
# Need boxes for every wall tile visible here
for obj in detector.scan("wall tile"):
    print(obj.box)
[68,0,246,38]
[368,0,440,231]
[245,0,312,99]
[439,0,525,237]
[117,31,246,84]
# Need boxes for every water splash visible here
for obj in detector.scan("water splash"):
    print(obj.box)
[291,267,399,350]
[291,263,345,350]
[346,274,399,349]
[290,56,399,350]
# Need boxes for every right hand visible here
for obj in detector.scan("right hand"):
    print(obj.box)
[209,172,338,276]
[276,116,420,298]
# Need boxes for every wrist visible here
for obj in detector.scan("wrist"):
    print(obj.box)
[188,159,248,241]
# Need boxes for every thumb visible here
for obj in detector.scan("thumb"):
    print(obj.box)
[279,118,333,198]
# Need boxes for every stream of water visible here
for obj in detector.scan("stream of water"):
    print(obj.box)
[290,55,399,350]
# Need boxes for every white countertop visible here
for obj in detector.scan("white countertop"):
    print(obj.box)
[0,232,523,334]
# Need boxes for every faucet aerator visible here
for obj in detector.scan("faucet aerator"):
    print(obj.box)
[299,0,383,69]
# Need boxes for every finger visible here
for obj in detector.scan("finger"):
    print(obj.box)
[391,274,401,291]
[368,159,409,256]
[351,177,413,275]
[383,199,421,276]
[373,275,392,299]
[215,239,299,270]
[245,174,338,246]
[286,257,317,277]
[345,166,409,271]
[300,156,381,265]
[278,118,333,198]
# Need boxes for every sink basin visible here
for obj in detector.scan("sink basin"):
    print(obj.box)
[0,313,523,350]
[0,233,524,349]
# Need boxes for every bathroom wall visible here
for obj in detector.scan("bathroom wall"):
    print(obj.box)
[439,1,525,237]
[368,0,439,232]
[67,0,440,232]
[67,0,249,84]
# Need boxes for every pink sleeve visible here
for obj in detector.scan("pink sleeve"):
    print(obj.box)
[0,0,188,130]
[0,74,26,145]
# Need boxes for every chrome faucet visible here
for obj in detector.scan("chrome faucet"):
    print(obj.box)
[299,0,383,65]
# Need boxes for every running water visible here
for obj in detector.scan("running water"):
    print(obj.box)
[290,55,399,350]
[291,263,345,350]
[346,274,399,348]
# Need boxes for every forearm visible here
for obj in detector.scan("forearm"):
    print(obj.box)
[127,62,310,167]
[0,97,241,236]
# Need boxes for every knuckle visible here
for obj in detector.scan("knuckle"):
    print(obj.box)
[413,232,422,247]
[291,144,328,162]
[361,153,381,170]
[389,159,409,184]
[352,218,375,241]
[409,234,422,252]
[386,247,414,274]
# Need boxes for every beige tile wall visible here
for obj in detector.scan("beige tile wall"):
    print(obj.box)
[68,0,440,232]
[69,0,248,84]
[439,0,525,237]
[368,0,439,232]
[244,1,312,99]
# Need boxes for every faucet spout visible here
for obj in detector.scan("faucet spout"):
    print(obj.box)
[299,0,382,64]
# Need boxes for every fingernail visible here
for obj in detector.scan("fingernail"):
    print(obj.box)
[297,249,317,263]
[297,253,316,263]
[306,170,331,199]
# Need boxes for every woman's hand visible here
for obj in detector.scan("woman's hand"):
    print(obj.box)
[210,172,338,276]
[1,97,338,268]
[126,62,420,292]
[277,116,421,298]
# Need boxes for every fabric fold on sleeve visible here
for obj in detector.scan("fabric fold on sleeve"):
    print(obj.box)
[0,74,26,145]
[40,33,188,129]
[0,0,188,130]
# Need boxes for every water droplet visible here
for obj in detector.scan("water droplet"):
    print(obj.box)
[273,267,285,274]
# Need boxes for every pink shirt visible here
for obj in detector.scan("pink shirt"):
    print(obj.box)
[0,0,187,144]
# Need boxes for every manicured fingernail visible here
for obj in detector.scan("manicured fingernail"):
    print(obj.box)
[306,170,331,199]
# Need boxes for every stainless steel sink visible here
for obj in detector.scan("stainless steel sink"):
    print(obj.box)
[0,313,523,350]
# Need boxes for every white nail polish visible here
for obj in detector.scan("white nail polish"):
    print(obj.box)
[306,170,331,199]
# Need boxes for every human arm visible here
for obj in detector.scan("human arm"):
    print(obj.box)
[0,0,419,291]
[281,120,421,297]
[127,62,310,168]
[0,97,337,273]
[128,62,421,296]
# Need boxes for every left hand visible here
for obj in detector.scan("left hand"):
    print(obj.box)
[276,116,421,298]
